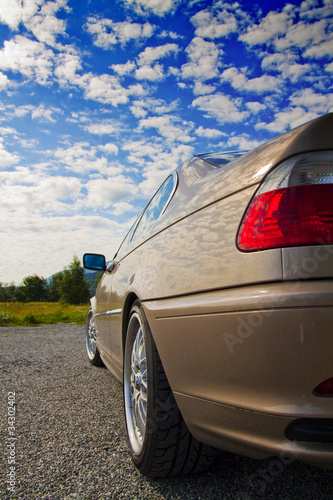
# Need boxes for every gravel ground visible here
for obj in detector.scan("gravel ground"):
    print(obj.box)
[1,324,332,500]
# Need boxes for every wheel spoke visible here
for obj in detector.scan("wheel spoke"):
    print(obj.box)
[86,315,97,359]
[124,312,149,454]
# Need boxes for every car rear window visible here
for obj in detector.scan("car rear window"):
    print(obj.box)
[198,151,246,167]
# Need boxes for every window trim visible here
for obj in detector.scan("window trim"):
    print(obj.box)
[161,171,178,216]
[130,171,178,244]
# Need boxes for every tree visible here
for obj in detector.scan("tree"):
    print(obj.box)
[59,256,90,305]
[48,271,64,302]
[15,284,27,302]
[0,282,11,302]
[0,282,19,302]
[21,275,48,302]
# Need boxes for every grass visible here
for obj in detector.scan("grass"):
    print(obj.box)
[0,302,89,327]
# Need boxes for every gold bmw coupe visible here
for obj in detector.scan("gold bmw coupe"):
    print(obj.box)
[84,113,333,477]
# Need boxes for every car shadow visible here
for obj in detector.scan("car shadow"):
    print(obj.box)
[146,450,333,499]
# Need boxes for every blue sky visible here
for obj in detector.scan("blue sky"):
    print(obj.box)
[0,0,332,284]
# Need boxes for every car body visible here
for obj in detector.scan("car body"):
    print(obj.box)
[84,113,333,476]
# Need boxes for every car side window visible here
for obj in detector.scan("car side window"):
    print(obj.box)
[133,173,177,240]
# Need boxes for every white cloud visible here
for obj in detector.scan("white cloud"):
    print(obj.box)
[10,104,34,117]
[117,44,181,82]
[0,140,20,168]
[129,98,178,118]
[192,93,247,124]
[239,4,332,64]
[54,142,96,161]
[326,61,333,72]
[135,64,164,81]
[261,52,311,82]
[122,140,157,164]
[193,81,215,96]
[0,0,69,47]
[24,1,68,46]
[86,17,155,48]
[111,61,136,76]
[195,126,225,138]
[303,38,333,59]
[245,101,266,114]
[0,16,146,107]
[225,134,262,150]
[158,30,183,40]
[289,88,333,113]
[130,102,149,119]
[128,83,147,98]
[275,19,329,51]
[84,122,118,136]
[0,35,54,84]
[0,212,126,284]
[54,49,82,87]
[123,0,181,17]
[139,115,194,143]
[256,107,318,133]
[5,102,61,123]
[0,165,37,185]
[0,0,43,30]
[137,43,179,66]
[31,104,62,122]
[0,71,11,90]
[0,126,17,136]
[190,8,237,39]
[300,0,333,20]
[181,37,222,82]
[78,73,129,106]
[20,138,39,149]
[221,67,281,93]
[0,171,82,213]
[99,143,119,155]
[240,9,292,46]
[85,176,138,208]
[112,201,136,215]
[52,142,121,175]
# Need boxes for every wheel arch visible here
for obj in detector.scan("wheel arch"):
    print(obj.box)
[121,293,165,380]
[90,295,97,315]
[122,292,139,354]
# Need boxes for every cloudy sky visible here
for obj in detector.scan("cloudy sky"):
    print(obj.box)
[0,0,332,284]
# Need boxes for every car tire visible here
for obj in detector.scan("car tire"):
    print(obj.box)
[123,300,217,477]
[85,308,104,367]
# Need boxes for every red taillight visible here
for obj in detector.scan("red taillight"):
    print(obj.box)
[237,151,333,251]
[314,378,333,396]
[238,184,333,251]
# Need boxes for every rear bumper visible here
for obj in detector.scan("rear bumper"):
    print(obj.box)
[174,393,333,469]
[144,281,333,468]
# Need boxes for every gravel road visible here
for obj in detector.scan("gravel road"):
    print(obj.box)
[1,324,332,500]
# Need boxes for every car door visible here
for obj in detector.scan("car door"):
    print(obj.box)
[108,173,179,371]
[94,269,113,359]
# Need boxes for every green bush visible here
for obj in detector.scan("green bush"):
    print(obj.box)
[23,313,38,325]
[0,312,11,326]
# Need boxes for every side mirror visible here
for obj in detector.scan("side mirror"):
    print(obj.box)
[83,253,106,271]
